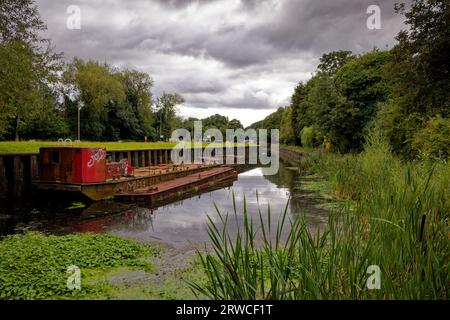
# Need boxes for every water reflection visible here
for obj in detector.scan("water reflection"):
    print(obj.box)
[0,161,329,246]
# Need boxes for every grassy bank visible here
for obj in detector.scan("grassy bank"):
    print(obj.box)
[190,135,449,299]
[0,141,177,154]
[0,141,254,154]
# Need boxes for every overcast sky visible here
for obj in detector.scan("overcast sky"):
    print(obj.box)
[35,0,407,127]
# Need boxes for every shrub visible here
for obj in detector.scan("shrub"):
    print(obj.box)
[412,115,450,160]
[300,126,318,148]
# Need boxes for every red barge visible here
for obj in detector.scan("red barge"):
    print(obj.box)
[32,147,238,201]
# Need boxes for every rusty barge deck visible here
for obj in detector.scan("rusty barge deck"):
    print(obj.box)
[115,166,238,204]
[32,163,222,201]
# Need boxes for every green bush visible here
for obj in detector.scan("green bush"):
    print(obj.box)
[300,126,319,148]
[412,115,450,160]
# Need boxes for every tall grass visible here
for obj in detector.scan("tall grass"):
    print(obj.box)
[189,134,449,299]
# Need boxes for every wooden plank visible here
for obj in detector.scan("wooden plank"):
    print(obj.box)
[13,156,24,197]
[147,151,152,166]
[141,151,146,167]
[30,155,39,180]
[0,156,5,193]
[164,149,169,164]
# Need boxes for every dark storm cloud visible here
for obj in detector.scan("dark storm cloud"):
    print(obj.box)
[35,0,407,125]
[156,0,403,67]
[117,0,404,69]
[239,0,274,11]
[153,0,271,11]
[254,0,402,54]
[154,0,220,9]
[165,73,229,94]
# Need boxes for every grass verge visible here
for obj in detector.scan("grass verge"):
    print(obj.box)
[0,141,255,154]
[0,141,176,154]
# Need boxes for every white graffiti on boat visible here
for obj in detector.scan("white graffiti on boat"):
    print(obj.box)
[87,149,106,168]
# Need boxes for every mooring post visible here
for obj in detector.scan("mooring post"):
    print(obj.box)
[138,151,143,167]
[0,156,6,194]
[164,149,169,164]
[132,151,137,168]
[13,156,24,197]
[245,145,249,164]
[30,155,39,180]
[147,150,152,166]
[144,151,149,166]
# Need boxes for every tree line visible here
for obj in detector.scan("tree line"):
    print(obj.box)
[249,0,449,160]
[0,0,243,142]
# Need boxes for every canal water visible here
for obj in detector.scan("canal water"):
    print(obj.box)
[0,161,329,247]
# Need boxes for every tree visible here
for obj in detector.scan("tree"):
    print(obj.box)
[0,0,47,44]
[387,0,450,116]
[181,117,199,136]
[290,82,306,144]
[154,93,184,140]
[201,114,243,136]
[295,76,321,144]
[20,107,69,140]
[62,59,125,140]
[61,60,158,141]
[112,70,154,140]
[317,50,355,76]
[180,116,243,139]
[228,119,243,131]
[288,51,392,152]
[303,76,349,150]
[0,0,62,140]
[379,0,450,158]
[334,51,392,149]
[203,114,229,135]
[0,40,59,140]
[280,107,295,145]
[0,41,37,139]
[247,107,285,140]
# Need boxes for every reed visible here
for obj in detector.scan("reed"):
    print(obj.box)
[189,135,449,300]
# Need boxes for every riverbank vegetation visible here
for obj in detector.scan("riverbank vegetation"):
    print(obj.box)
[189,0,449,300]
[190,135,449,299]
[0,232,208,300]
[1,0,448,301]
[0,232,159,299]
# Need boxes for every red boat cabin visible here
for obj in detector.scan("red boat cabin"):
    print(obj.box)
[39,147,107,183]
